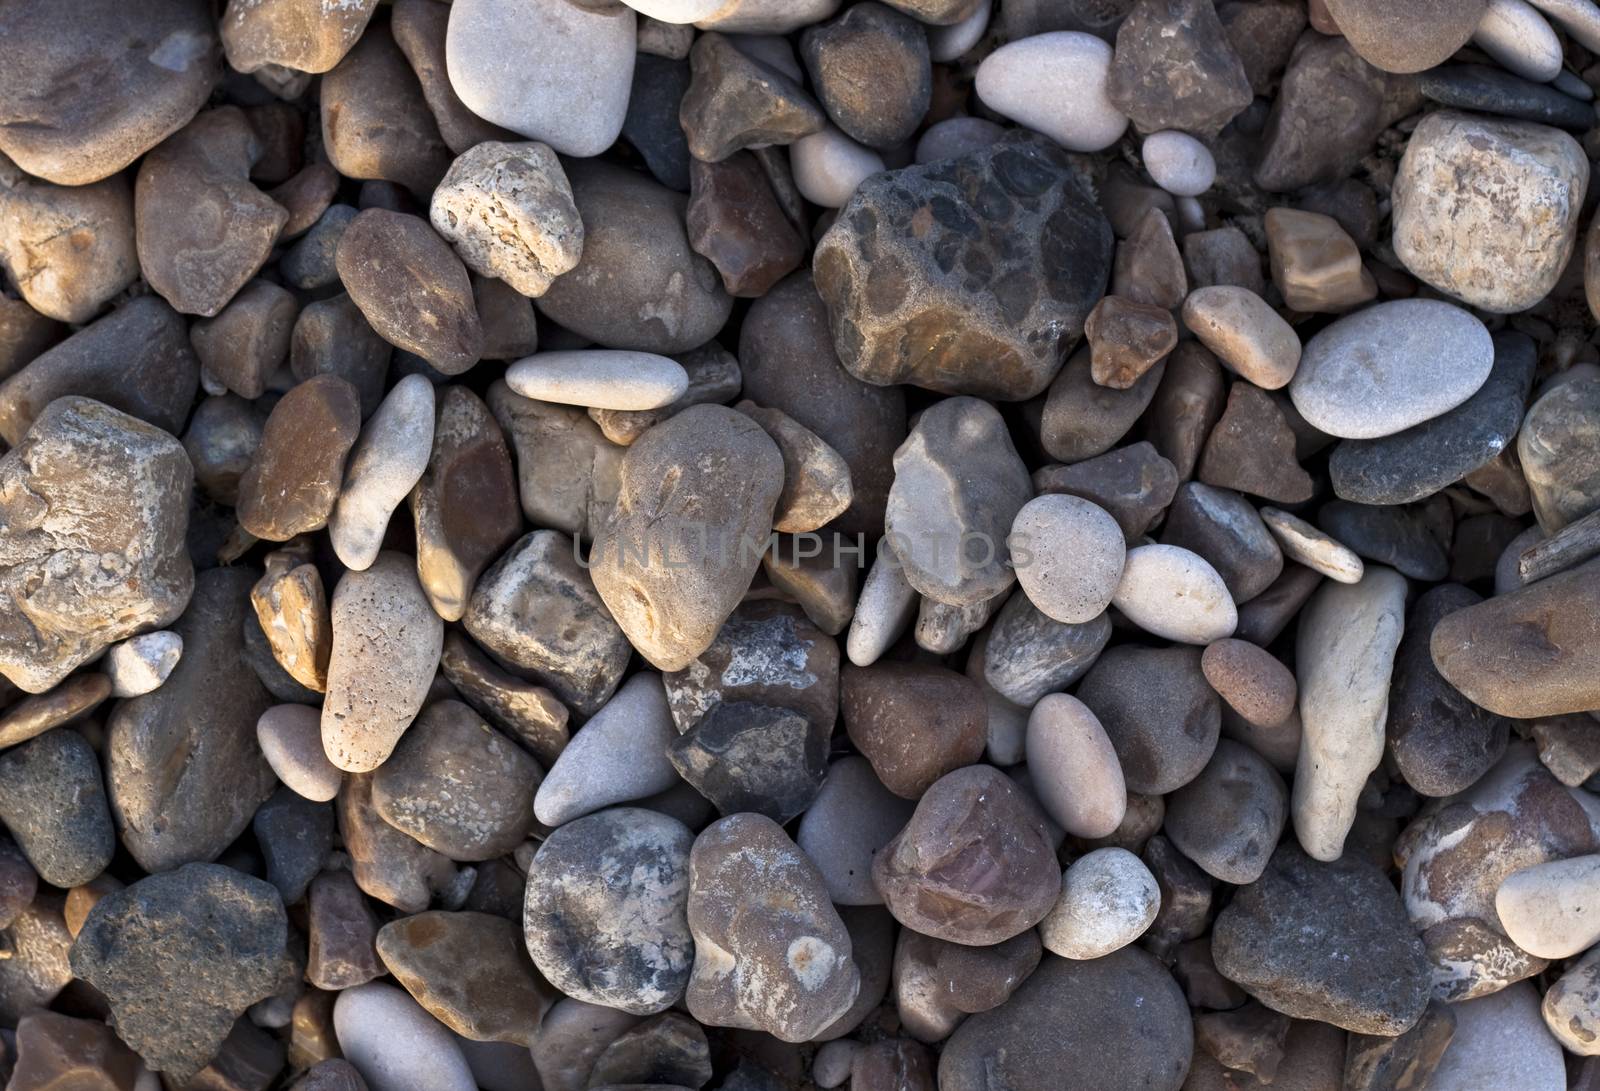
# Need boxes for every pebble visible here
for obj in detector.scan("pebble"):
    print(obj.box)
[0,398,193,694]
[1324,0,1489,72]
[590,406,782,671]
[815,132,1112,400]
[1291,567,1406,861]
[801,3,931,148]
[220,0,377,74]
[371,700,539,860]
[254,786,332,905]
[1181,286,1300,390]
[190,280,296,401]
[334,209,482,375]
[1111,544,1237,644]
[688,153,807,297]
[845,552,918,666]
[282,204,357,291]
[106,568,275,873]
[1114,207,1188,309]
[686,813,860,1041]
[0,835,36,929]
[334,982,475,1091]
[393,0,518,155]
[841,661,986,799]
[306,868,383,991]
[938,948,1192,1091]
[590,342,743,446]
[982,587,1112,705]
[668,701,829,821]
[338,772,461,915]
[814,1040,858,1087]
[534,673,680,826]
[410,387,522,622]
[1165,739,1288,884]
[1025,694,1126,838]
[1107,0,1253,137]
[1541,945,1600,1055]
[1142,131,1215,196]
[585,1011,711,1088]
[0,901,73,1024]
[440,631,569,768]
[1429,982,1566,1090]
[466,529,632,715]
[874,765,1061,945]
[928,0,990,60]
[291,294,392,418]
[1077,644,1220,795]
[1160,482,1284,604]
[322,21,453,194]
[1474,0,1564,81]
[1010,495,1124,624]
[251,547,332,694]
[1083,296,1176,390]
[1430,557,1600,716]
[1421,62,1594,130]
[0,1,217,186]
[1039,848,1159,960]
[895,927,1040,1042]
[0,729,115,889]
[1331,330,1536,505]
[429,140,583,298]
[1319,499,1448,581]
[1344,1001,1458,1091]
[974,32,1125,153]
[735,402,853,532]
[537,160,732,354]
[1214,844,1430,1035]
[679,33,824,163]
[6,1009,142,1091]
[320,553,444,773]
[181,393,258,503]
[1264,207,1376,314]
[1388,585,1510,797]
[255,706,341,804]
[0,165,137,325]
[328,374,434,571]
[488,384,623,542]
[1290,300,1494,439]
[1201,637,1297,731]
[70,863,291,1080]
[790,127,885,207]
[506,351,689,411]
[446,0,633,158]
[1040,346,1166,463]
[0,673,111,751]
[1392,111,1587,313]
[236,375,362,541]
[1254,33,1399,192]
[795,756,915,904]
[1519,372,1600,532]
[1494,854,1600,958]
[697,0,844,33]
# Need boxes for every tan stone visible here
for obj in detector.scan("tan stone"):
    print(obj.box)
[1083,295,1178,390]
[250,545,331,693]
[1265,207,1377,313]
[1182,285,1301,389]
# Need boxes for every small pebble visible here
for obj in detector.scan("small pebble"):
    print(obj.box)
[1181,286,1301,390]
[975,32,1128,153]
[1495,854,1600,958]
[506,350,689,411]
[534,673,680,826]
[790,126,885,208]
[1259,506,1364,582]
[1474,0,1564,82]
[1111,544,1237,644]
[1142,131,1216,196]
[1039,847,1160,960]
[257,705,343,803]
[328,374,435,571]
[1025,694,1126,839]
[334,982,475,1091]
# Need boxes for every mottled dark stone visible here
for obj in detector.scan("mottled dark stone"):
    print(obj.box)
[0,729,115,889]
[801,3,932,148]
[668,701,828,822]
[1344,1000,1456,1091]
[1319,501,1448,581]
[814,132,1113,401]
[1077,645,1220,795]
[586,1013,711,1090]
[438,631,569,768]
[1255,34,1403,192]
[70,864,290,1079]
[305,870,382,992]
[253,787,334,907]
[1212,844,1431,1035]
[1220,0,1307,94]
[1033,442,1180,540]
[281,205,357,291]
[1160,482,1283,604]
[1330,331,1536,505]
[1107,0,1253,137]
[623,54,693,191]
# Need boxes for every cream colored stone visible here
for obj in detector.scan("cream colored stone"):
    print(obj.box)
[1111,544,1237,644]
[328,374,435,572]
[1496,854,1600,958]
[1260,507,1364,584]
[1025,694,1125,839]
[506,351,689,411]
[1039,848,1159,960]
[1181,286,1301,389]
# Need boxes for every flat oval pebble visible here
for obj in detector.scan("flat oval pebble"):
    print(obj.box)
[534,673,681,826]
[328,373,435,571]
[1164,739,1287,885]
[334,982,476,1091]
[525,807,695,1015]
[1142,131,1216,196]
[1039,848,1160,960]
[1259,506,1364,583]
[796,756,915,904]
[1011,494,1125,624]
[1474,0,1565,81]
[1289,299,1494,439]
[1025,694,1125,839]
[1111,544,1237,644]
[506,351,690,411]
[1323,0,1490,73]
[975,32,1128,153]
[320,552,444,773]
[1428,981,1565,1090]
[257,704,343,803]
[1495,854,1600,959]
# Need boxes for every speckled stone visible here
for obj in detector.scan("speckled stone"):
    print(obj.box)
[236,375,362,541]
[0,729,115,889]
[842,661,986,799]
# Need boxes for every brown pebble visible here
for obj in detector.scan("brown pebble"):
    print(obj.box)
[250,546,331,693]
[1201,638,1297,728]
[190,279,298,401]
[1084,295,1178,390]
[687,152,805,298]
[5,1010,141,1091]
[319,21,451,197]
[1149,342,1226,481]
[1198,381,1314,503]
[737,401,854,533]
[236,375,362,541]
[842,662,986,799]
[438,631,569,769]
[306,869,383,992]
[0,673,111,751]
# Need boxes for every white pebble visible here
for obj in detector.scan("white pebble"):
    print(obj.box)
[335,982,476,1091]
[695,0,842,34]
[1142,130,1217,196]
[1475,0,1566,82]
[792,126,885,208]
[1011,494,1125,624]
[1496,854,1600,958]
[846,550,919,667]
[1111,544,1237,644]
[534,673,681,826]
[914,117,1007,164]
[1039,847,1160,960]
[618,0,725,21]
[328,374,435,572]
[105,631,182,697]
[1026,694,1126,839]
[505,350,689,410]
[928,0,991,61]
[258,704,345,803]
[813,1040,858,1088]
[1260,507,1364,584]
[975,32,1128,152]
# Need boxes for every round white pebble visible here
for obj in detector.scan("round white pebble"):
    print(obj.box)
[1142,130,1217,196]
[1039,847,1160,959]
[1011,494,1125,623]
[928,0,991,62]
[914,116,1007,164]
[506,350,689,410]
[1111,544,1238,644]
[975,31,1128,153]
[105,631,183,698]
[792,126,885,208]
[1473,0,1564,83]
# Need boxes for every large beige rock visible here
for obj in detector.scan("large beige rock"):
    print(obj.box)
[0,161,137,324]
[0,398,193,693]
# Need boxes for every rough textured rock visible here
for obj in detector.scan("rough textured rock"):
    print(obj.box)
[107,567,274,873]
[814,132,1113,401]
[337,773,460,915]
[428,140,583,298]
[1518,372,1600,533]
[801,3,931,148]
[686,813,860,1041]
[983,587,1112,706]
[0,0,219,186]
[668,701,828,822]
[874,764,1061,945]
[0,398,193,693]
[221,0,378,74]
[687,154,807,298]
[251,548,331,694]
[590,405,783,672]
[69,864,290,1079]
[1392,111,1587,313]
[679,32,826,163]
[0,729,115,889]
[4,1010,143,1091]
[1106,0,1253,138]
[1213,844,1431,1035]
[938,949,1191,1091]
[236,375,362,541]
[439,630,569,768]
[525,808,694,1016]
[0,163,137,325]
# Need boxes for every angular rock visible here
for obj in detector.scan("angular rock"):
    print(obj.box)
[439,632,568,769]
[250,549,331,694]
[687,154,806,298]
[814,132,1113,401]
[1264,207,1376,313]
[982,586,1111,706]
[1033,442,1179,539]
[668,701,827,822]
[679,32,826,163]
[487,382,623,542]
[1343,1000,1456,1091]
[320,22,451,196]
[5,1010,142,1091]
[70,864,290,1079]
[337,774,460,915]
[586,1012,710,1090]
[842,662,985,799]
[305,869,382,992]
[1106,0,1253,138]
[1083,296,1176,390]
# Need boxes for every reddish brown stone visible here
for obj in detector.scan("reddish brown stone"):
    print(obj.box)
[236,375,362,541]
[1084,295,1178,390]
[306,869,382,992]
[1198,381,1313,503]
[687,152,805,299]
[842,662,985,799]
[6,1010,141,1091]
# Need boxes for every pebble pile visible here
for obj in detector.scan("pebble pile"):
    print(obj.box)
[4,0,1600,1089]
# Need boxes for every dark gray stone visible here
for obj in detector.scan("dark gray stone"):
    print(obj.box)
[1160,482,1283,604]
[983,588,1112,706]
[1419,65,1593,130]
[0,728,115,889]
[622,54,692,192]
[1318,501,1449,581]
[1106,0,1253,138]
[667,701,828,823]
[253,786,336,906]
[1033,442,1180,541]
[1076,644,1219,795]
